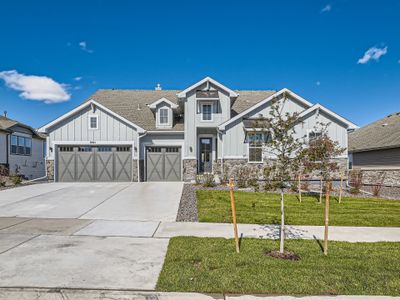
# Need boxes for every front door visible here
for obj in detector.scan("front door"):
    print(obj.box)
[199,138,212,173]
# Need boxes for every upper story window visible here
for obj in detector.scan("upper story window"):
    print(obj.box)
[89,115,98,130]
[11,135,32,156]
[159,108,169,124]
[201,103,213,121]
[308,131,322,142]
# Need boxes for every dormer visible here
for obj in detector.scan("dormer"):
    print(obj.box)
[148,97,179,129]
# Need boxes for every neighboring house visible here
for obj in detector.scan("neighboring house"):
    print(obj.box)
[39,77,357,182]
[349,112,400,185]
[0,114,46,179]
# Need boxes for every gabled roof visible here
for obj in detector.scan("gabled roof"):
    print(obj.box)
[349,112,400,153]
[148,97,179,109]
[177,76,239,98]
[0,115,45,139]
[39,99,146,133]
[218,88,313,130]
[298,103,358,129]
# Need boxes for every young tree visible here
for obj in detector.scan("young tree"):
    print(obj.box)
[302,122,345,255]
[261,95,305,254]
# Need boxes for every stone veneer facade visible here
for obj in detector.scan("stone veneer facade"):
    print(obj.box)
[354,168,400,187]
[183,159,197,181]
[212,158,349,183]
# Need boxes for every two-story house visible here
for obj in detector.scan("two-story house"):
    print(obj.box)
[0,114,46,179]
[39,77,357,182]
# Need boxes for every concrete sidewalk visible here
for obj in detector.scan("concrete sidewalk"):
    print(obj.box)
[74,220,400,242]
[0,288,399,299]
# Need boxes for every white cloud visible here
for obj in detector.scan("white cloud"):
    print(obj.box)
[357,46,388,64]
[79,41,93,53]
[321,4,332,13]
[74,76,82,81]
[0,70,70,104]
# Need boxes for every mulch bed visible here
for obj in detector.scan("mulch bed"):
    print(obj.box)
[265,250,301,260]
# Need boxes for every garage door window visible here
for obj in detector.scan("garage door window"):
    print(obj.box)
[59,146,73,152]
[78,146,92,152]
[116,146,130,152]
[97,146,112,152]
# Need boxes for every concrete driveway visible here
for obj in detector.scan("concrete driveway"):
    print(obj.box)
[0,182,183,291]
[0,182,183,221]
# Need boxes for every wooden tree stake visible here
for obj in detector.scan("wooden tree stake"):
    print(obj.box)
[324,181,331,256]
[229,177,240,253]
[338,173,343,203]
[298,173,302,202]
[319,178,323,203]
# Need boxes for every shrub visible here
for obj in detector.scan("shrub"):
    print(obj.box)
[349,170,363,194]
[236,166,251,188]
[372,171,386,197]
[202,173,215,188]
[247,178,260,192]
[10,175,22,185]
[195,175,202,185]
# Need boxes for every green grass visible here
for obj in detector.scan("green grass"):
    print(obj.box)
[156,237,400,295]
[197,190,400,227]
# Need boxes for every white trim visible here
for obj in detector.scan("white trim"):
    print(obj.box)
[177,76,239,98]
[223,155,246,159]
[148,97,179,109]
[218,88,313,131]
[88,114,98,130]
[147,131,184,134]
[39,99,146,133]
[201,103,213,122]
[298,103,359,129]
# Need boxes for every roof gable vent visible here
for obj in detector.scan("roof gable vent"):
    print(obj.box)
[155,83,162,91]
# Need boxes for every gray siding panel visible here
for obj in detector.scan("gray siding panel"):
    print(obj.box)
[46,105,139,159]
[353,148,400,168]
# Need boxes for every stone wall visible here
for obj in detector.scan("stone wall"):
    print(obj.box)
[183,159,197,181]
[354,168,400,187]
[214,157,348,182]
[46,159,54,180]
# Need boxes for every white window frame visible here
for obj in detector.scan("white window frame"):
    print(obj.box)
[247,132,264,163]
[156,106,172,128]
[201,103,213,122]
[88,115,98,130]
[159,108,169,125]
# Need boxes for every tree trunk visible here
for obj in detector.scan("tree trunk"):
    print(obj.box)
[280,189,285,253]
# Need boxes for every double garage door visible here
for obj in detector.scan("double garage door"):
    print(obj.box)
[146,146,181,181]
[57,145,132,182]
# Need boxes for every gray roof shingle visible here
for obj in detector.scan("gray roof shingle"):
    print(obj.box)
[0,115,44,139]
[87,89,276,131]
[349,112,400,152]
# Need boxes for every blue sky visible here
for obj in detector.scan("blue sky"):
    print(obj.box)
[0,0,399,128]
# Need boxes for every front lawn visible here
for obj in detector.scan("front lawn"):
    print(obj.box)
[157,237,400,295]
[197,190,400,227]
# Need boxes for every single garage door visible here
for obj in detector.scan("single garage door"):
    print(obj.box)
[146,146,181,181]
[57,145,132,182]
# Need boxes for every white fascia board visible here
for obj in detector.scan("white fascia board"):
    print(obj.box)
[148,97,179,109]
[218,88,313,131]
[298,103,359,129]
[177,76,239,98]
[39,99,146,133]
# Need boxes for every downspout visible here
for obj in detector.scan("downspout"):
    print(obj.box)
[217,128,224,177]
[137,132,147,182]
[5,133,9,168]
